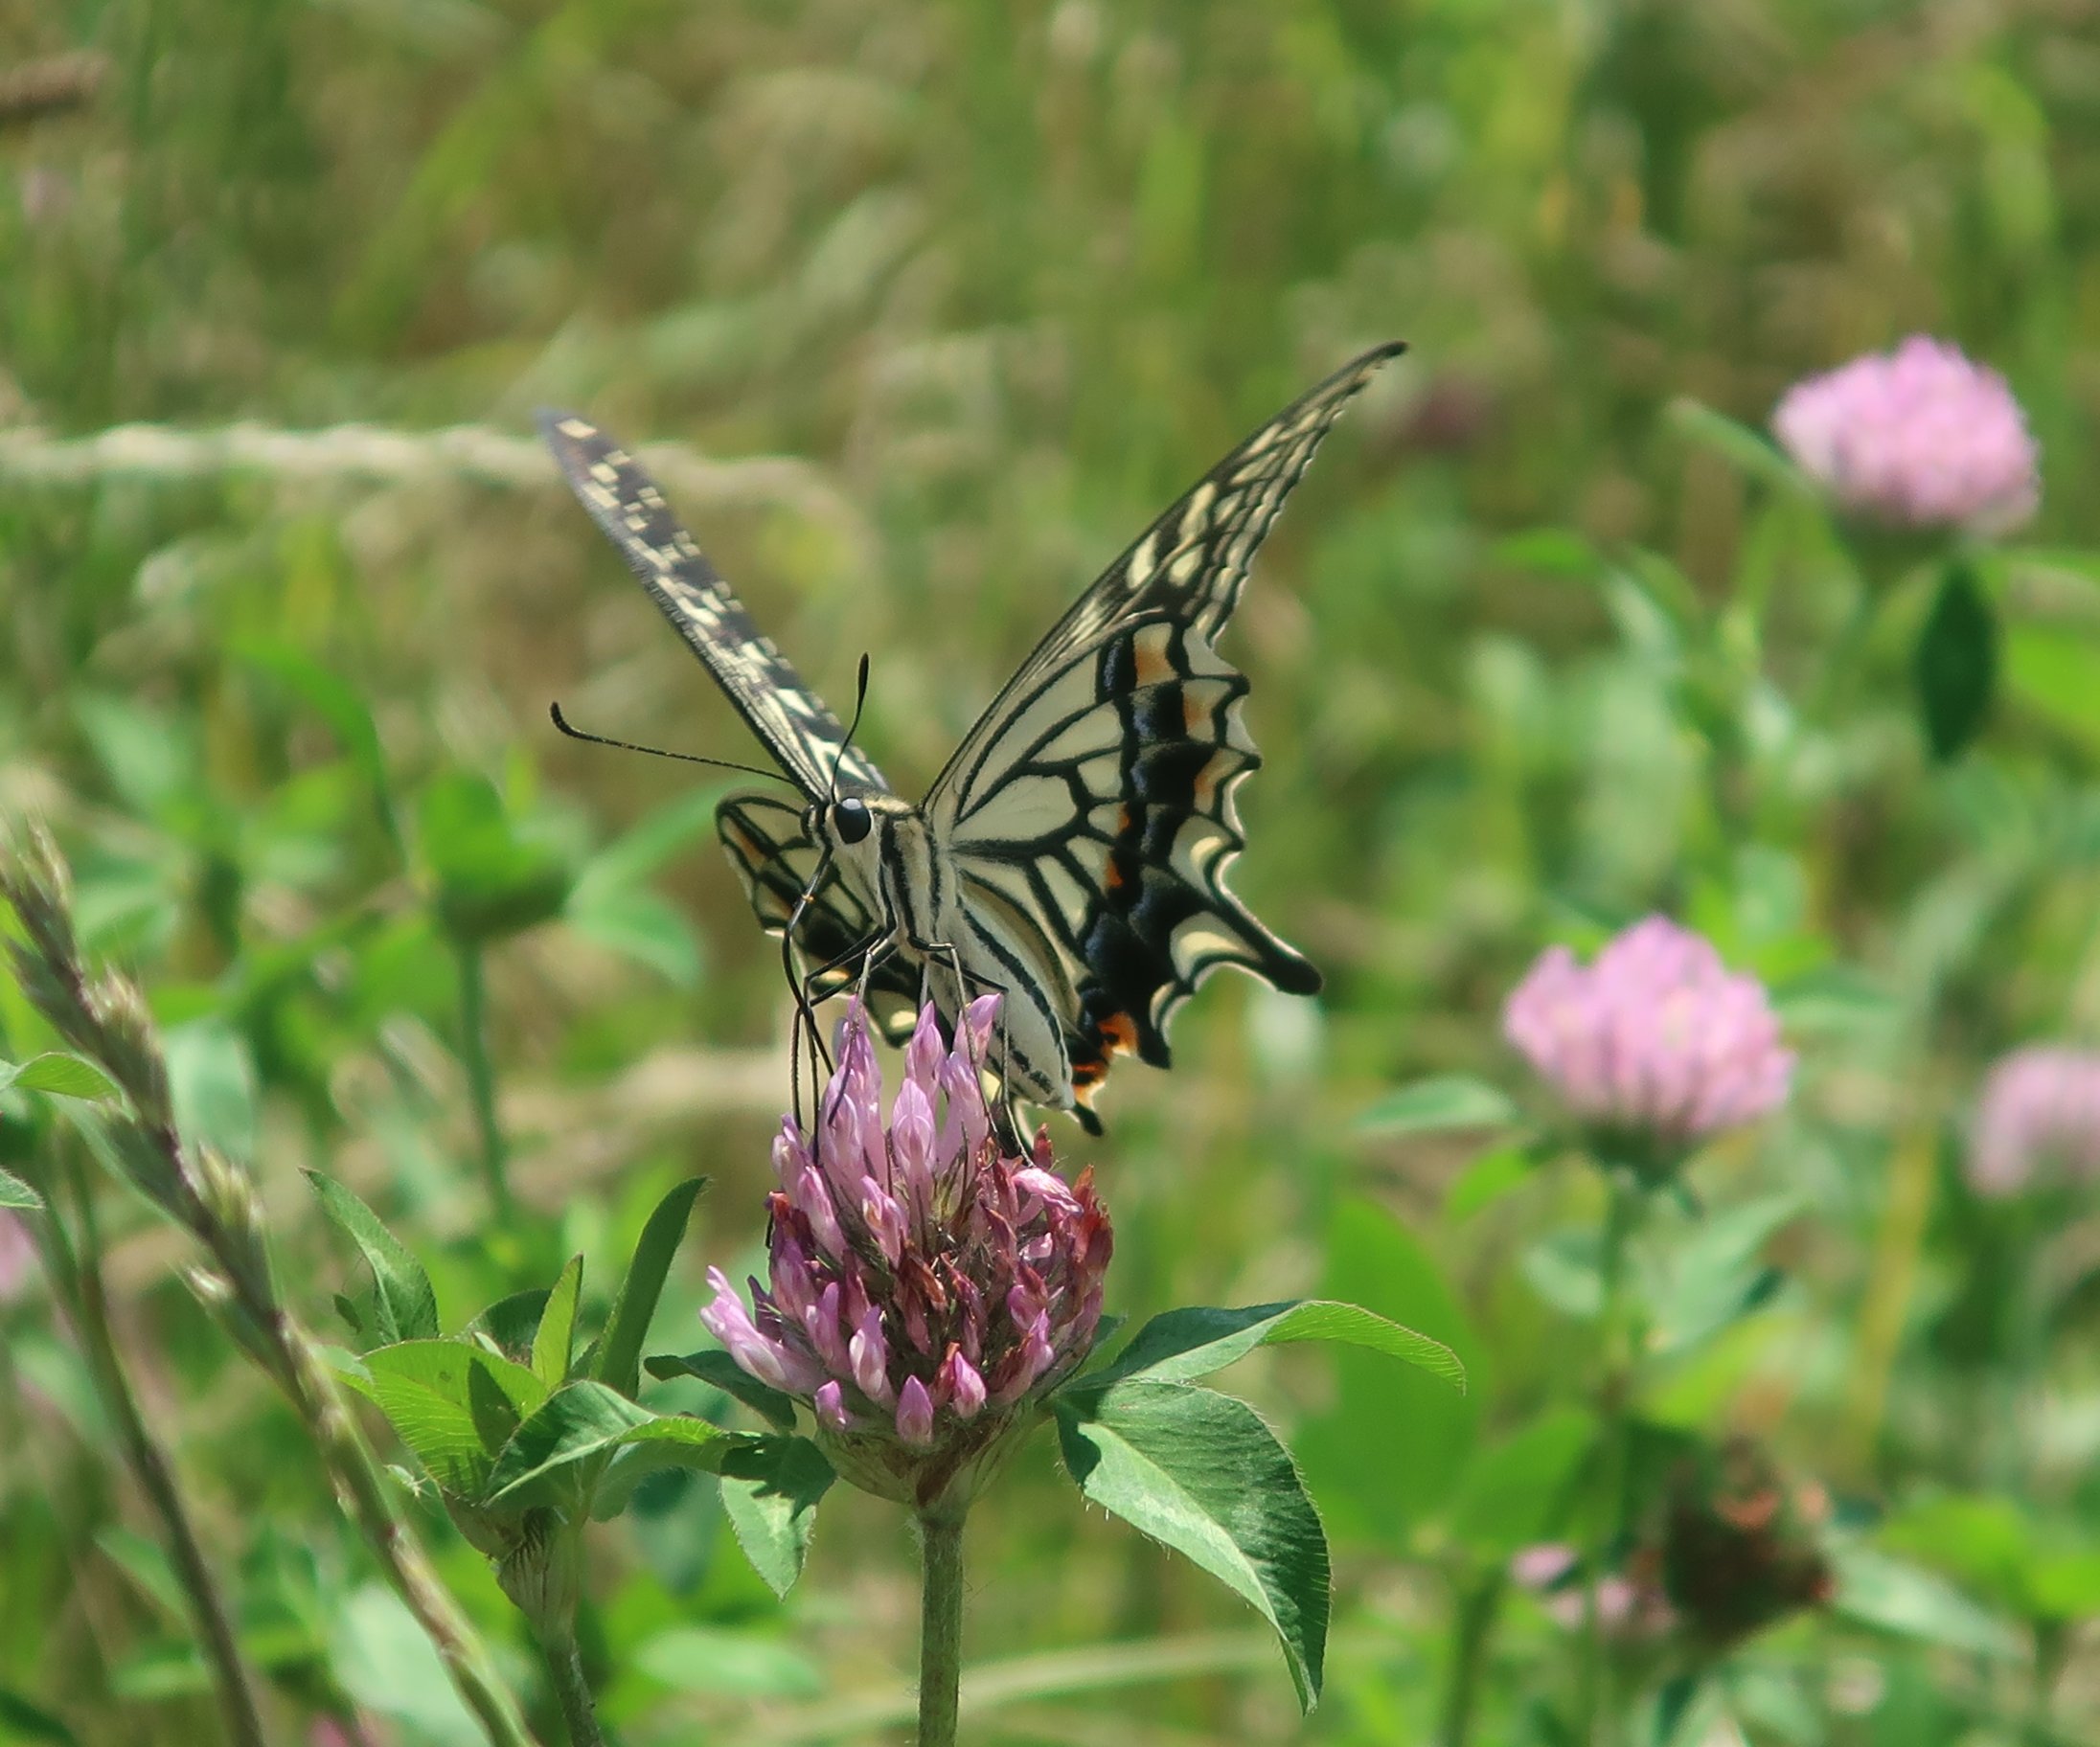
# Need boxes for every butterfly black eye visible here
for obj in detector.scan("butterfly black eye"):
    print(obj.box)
[832,797,873,845]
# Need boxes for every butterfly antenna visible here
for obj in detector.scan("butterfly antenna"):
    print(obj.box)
[828,653,873,805]
[548,702,799,788]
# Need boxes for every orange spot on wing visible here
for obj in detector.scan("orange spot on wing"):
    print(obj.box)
[1072,1010,1138,1108]
[1105,832,1130,889]
[1133,634,1173,684]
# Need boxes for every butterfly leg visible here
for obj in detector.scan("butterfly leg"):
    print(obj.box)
[787,925,889,1147]
[903,935,1032,1151]
[797,927,891,1017]
[848,937,901,1008]
[780,847,848,1134]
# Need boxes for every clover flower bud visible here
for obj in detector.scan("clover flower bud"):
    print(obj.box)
[939,1348,987,1419]
[850,1306,895,1405]
[896,1376,936,1447]
[906,1004,946,1092]
[700,1268,824,1395]
[814,1381,850,1433]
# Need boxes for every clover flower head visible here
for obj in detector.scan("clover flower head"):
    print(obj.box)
[1502,916,1792,1162]
[1772,336,2039,535]
[701,996,1112,1507]
[1967,1045,2100,1196]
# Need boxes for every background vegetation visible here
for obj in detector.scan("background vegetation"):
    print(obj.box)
[5,0,2100,1741]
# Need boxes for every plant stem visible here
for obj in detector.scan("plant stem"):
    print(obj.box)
[1577,1170,1642,1747]
[1981,1193,2055,1496]
[539,1631,605,1747]
[39,1154,267,1747]
[455,941,512,1221]
[917,1508,968,1747]
[2024,1622,2065,1746]
[1807,579,1883,724]
[1846,1118,1937,1479]
[0,828,539,1747]
[266,1303,539,1747]
[1438,1572,1503,1747]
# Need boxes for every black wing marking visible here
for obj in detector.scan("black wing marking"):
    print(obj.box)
[717,792,920,1043]
[540,413,889,803]
[926,342,1403,810]
[943,616,1319,1124]
[925,344,1401,1116]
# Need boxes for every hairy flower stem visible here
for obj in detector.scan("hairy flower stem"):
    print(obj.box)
[916,1509,968,1747]
[1577,1171,1643,1747]
[37,1152,266,1747]
[1437,1572,1503,1747]
[538,1631,605,1747]
[454,941,513,1224]
[500,1524,602,1747]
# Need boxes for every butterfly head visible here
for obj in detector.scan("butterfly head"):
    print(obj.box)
[804,787,908,878]
[828,795,874,846]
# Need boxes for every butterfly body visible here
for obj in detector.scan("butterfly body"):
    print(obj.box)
[543,342,1402,1129]
[800,786,1079,1111]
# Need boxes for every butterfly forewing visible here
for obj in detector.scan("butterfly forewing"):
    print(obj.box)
[929,339,1405,798]
[924,344,1399,1118]
[539,413,889,802]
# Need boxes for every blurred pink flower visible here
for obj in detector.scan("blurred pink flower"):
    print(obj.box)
[1967,1045,2100,1195]
[0,1214,34,1303]
[1509,1543,1674,1641]
[702,996,1112,1506]
[1503,917,1793,1157]
[1509,1542,1579,1590]
[1772,336,2039,535]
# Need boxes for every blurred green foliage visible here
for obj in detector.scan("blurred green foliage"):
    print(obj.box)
[7,0,2100,1742]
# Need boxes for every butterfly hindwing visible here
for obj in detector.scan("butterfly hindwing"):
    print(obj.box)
[937,611,1318,1123]
[924,345,1398,1116]
[540,413,888,802]
[716,793,921,1044]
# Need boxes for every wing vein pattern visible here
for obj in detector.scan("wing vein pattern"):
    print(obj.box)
[924,342,1402,1121]
[538,412,888,800]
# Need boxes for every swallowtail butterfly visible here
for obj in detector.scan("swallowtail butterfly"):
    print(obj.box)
[542,342,1402,1130]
